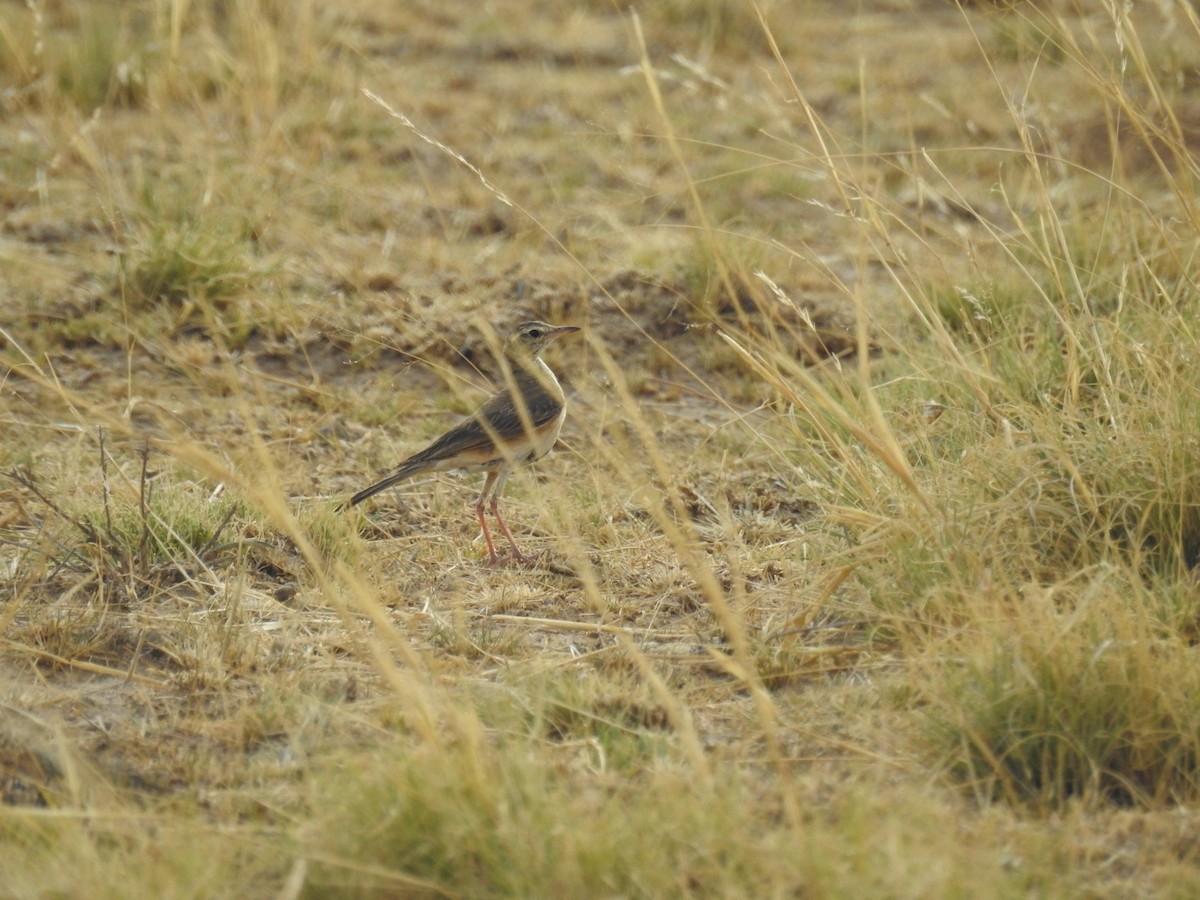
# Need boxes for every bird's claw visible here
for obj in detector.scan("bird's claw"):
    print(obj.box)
[485,548,545,568]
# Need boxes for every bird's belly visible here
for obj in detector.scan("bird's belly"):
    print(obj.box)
[525,405,566,462]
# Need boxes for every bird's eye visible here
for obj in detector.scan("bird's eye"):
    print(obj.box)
[527,329,542,339]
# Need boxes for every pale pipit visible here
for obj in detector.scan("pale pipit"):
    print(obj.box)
[343,321,580,566]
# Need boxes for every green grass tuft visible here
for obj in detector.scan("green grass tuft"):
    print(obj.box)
[930,570,1200,809]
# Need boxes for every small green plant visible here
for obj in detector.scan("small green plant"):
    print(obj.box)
[119,221,254,310]
[80,487,247,568]
[532,673,674,770]
[48,4,153,110]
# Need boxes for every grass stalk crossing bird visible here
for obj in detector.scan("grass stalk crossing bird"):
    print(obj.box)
[342,321,580,566]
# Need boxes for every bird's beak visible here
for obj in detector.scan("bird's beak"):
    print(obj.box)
[548,325,581,340]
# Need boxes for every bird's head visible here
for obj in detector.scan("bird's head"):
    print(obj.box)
[506,321,581,358]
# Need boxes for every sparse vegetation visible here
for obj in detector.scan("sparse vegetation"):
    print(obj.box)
[5,0,1200,896]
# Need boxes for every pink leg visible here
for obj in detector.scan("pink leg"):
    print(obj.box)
[489,498,543,567]
[475,500,502,565]
[474,470,502,566]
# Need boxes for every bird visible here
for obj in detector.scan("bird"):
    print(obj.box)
[342,320,581,567]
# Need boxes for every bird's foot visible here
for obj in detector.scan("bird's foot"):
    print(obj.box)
[485,548,545,568]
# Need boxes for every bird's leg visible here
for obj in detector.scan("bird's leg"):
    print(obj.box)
[475,471,503,566]
[489,497,542,567]
[474,500,502,566]
[476,467,539,568]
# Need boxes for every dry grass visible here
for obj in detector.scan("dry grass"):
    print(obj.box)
[5,0,1200,896]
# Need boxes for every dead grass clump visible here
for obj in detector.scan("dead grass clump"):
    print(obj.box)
[0,808,288,899]
[300,732,1041,898]
[927,569,1200,809]
[0,3,153,111]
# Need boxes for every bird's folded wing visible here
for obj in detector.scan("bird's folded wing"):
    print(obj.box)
[407,382,563,466]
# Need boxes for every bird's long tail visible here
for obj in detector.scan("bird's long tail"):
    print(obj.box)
[339,461,426,510]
